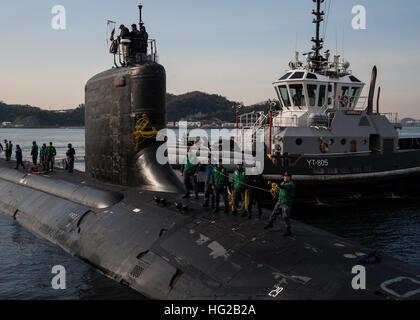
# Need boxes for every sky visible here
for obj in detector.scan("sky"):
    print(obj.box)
[0,0,420,117]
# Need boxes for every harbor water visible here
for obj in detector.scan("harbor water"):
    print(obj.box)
[0,128,419,299]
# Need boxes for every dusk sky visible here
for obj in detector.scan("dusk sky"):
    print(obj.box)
[1,0,420,117]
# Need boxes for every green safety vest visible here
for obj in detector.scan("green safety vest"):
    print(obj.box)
[213,166,227,186]
[234,168,246,189]
[32,144,38,154]
[183,156,196,171]
[46,146,56,157]
[279,181,295,203]
[40,148,47,157]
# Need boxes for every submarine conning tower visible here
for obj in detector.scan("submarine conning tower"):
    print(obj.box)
[85,5,185,194]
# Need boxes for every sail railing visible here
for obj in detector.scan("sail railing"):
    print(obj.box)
[113,39,158,67]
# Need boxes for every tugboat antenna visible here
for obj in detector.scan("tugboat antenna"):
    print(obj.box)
[311,0,325,71]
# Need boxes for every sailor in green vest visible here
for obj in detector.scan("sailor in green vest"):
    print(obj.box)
[212,159,229,213]
[46,142,57,171]
[265,172,295,237]
[232,163,248,216]
[180,150,199,199]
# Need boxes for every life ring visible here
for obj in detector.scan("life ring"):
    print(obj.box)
[339,95,350,107]
[320,141,330,153]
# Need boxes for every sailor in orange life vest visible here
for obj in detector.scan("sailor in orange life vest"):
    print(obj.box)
[264,172,296,237]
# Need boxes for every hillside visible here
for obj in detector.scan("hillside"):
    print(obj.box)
[0,101,85,127]
[0,92,270,127]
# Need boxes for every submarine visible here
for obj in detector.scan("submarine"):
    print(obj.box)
[1,3,420,300]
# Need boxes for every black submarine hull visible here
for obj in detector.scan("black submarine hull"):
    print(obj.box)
[1,161,420,299]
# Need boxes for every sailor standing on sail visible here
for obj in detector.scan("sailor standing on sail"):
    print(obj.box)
[130,24,141,62]
[265,172,295,237]
[139,24,148,64]
[118,24,131,65]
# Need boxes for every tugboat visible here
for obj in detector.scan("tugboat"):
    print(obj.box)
[236,0,420,201]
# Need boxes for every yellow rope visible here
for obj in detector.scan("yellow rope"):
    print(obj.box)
[133,116,158,151]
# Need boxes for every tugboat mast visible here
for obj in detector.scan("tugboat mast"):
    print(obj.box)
[311,0,325,71]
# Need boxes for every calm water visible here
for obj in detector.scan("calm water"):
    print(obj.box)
[0,128,419,299]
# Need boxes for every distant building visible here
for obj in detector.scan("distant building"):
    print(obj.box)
[221,123,236,128]
[1,122,12,128]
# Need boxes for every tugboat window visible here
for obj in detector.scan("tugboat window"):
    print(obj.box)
[289,84,306,107]
[339,86,350,107]
[296,138,303,146]
[307,73,318,80]
[340,86,350,97]
[290,72,305,79]
[278,86,291,107]
[307,84,317,107]
[279,72,292,80]
[350,87,361,108]
[318,85,327,107]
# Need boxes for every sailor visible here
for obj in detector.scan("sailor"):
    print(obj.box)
[180,150,198,199]
[40,144,47,171]
[232,163,247,216]
[264,172,295,237]
[130,24,141,61]
[6,140,13,161]
[0,141,3,153]
[31,141,38,165]
[202,156,215,209]
[247,168,265,220]
[66,143,76,173]
[46,142,57,171]
[3,140,7,157]
[139,24,149,63]
[15,145,25,170]
[212,159,229,213]
[118,24,131,65]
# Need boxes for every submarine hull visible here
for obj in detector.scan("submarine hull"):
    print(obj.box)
[1,161,420,299]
